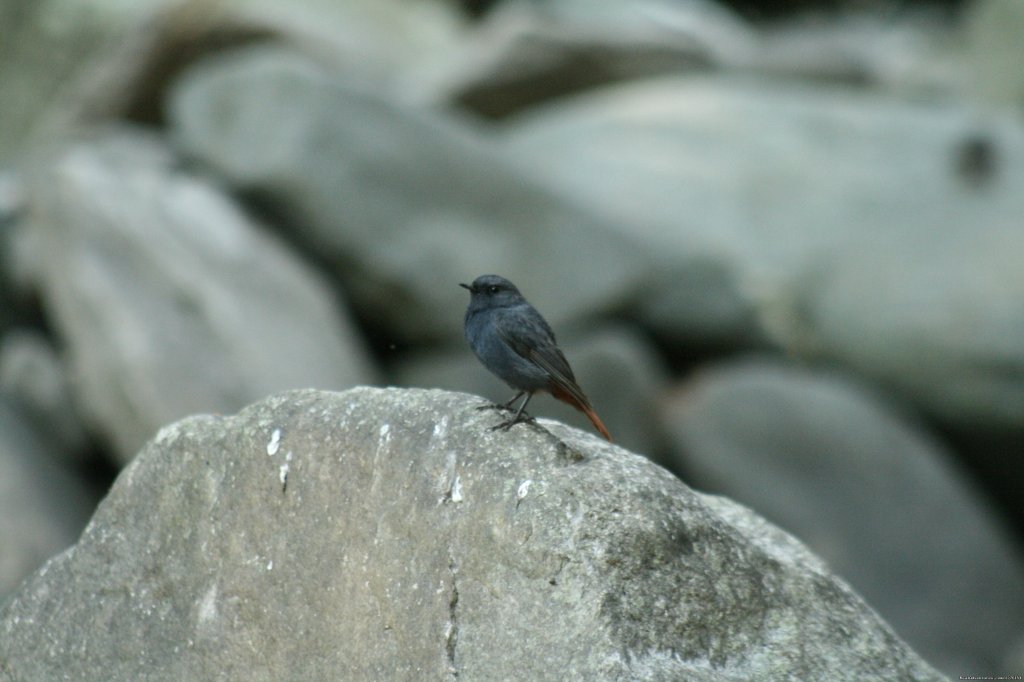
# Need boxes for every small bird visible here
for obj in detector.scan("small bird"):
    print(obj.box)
[460,274,612,441]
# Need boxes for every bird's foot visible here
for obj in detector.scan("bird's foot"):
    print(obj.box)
[476,402,514,413]
[490,413,536,432]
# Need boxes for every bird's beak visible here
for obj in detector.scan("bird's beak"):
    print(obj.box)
[459,283,472,291]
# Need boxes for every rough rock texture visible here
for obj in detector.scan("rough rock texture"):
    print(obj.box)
[0,388,944,680]
[660,360,1024,676]
[168,46,648,341]
[23,129,376,463]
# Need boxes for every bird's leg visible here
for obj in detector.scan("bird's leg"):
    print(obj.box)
[491,392,536,431]
[476,391,524,412]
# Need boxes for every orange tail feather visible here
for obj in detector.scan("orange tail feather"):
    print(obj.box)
[549,385,613,442]
[580,404,613,442]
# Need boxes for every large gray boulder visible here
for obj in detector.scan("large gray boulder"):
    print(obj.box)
[23,129,376,463]
[0,387,944,680]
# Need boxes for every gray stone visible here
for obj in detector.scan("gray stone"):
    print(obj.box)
[0,398,98,602]
[0,0,461,164]
[0,330,91,459]
[0,388,944,680]
[501,75,1024,425]
[660,359,1024,676]
[801,216,1024,428]
[756,13,959,91]
[410,0,754,118]
[0,173,24,337]
[168,46,648,342]
[395,325,671,458]
[0,0,166,162]
[25,128,377,464]
[962,0,1024,111]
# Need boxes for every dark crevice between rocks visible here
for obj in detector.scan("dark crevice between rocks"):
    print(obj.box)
[446,554,460,678]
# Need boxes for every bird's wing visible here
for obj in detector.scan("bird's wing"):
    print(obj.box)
[495,308,592,409]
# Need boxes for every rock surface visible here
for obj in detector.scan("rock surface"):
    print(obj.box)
[0,388,944,680]
[24,129,376,463]
[661,359,1024,675]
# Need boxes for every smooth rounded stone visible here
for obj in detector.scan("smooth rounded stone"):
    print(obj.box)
[409,0,754,118]
[501,75,1024,422]
[168,46,648,342]
[660,359,1024,676]
[0,179,23,336]
[0,329,91,459]
[962,0,1024,110]
[0,397,98,602]
[395,325,672,458]
[0,388,944,680]
[25,128,377,464]
[801,219,1024,428]
[0,0,168,161]
[756,13,960,91]
[0,0,462,163]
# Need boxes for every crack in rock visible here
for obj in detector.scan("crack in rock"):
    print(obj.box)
[445,554,459,678]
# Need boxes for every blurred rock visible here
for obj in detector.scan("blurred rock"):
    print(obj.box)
[396,325,671,457]
[25,128,376,464]
[661,359,1024,676]
[962,0,1024,112]
[0,387,944,680]
[168,46,649,343]
[0,330,91,459]
[411,0,754,118]
[1006,634,1024,678]
[801,215,1024,428]
[756,12,960,92]
[502,75,1024,426]
[0,397,98,602]
[0,0,166,161]
[0,0,463,163]
[0,171,26,334]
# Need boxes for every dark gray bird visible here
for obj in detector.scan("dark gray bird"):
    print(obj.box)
[460,274,612,441]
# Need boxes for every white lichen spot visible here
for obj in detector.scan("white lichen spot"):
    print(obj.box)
[433,416,449,439]
[378,423,391,445]
[451,475,463,503]
[517,479,533,500]
[198,583,218,624]
[279,451,292,486]
[267,428,281,456]
[154,423,179,444]
[267,559,274,571]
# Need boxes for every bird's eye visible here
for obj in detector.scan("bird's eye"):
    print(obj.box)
[487,285,500,295]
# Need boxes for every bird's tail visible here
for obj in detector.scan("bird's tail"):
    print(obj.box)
[550,384,613,442]
[580,404,613,442]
